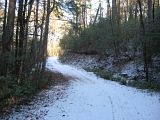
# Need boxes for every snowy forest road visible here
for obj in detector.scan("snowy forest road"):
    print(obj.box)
[45,57,160,120]
[2,57,160,120]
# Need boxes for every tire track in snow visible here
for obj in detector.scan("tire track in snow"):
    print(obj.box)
[108,96,115,120]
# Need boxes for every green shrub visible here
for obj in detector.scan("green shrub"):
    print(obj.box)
[0,76,12,99]
[12,81,35,97]
[120,79,127,85]
[86,68,112,80]
[128,80,160,91]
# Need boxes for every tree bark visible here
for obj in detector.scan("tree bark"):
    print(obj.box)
[135,2,138,20]
[16,0,25,78]
[148,0,152,21]
[42,0,55,71]
[138,0,149,81]
[112,0,117,25]
[2,0,7,34]
[1,0,16,75]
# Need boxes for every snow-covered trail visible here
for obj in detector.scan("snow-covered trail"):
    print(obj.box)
[1,57,160,120]
[45,57,160,120]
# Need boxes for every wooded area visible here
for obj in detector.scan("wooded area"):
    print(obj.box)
[0,0,160,112]
[0,0,61,110]
[60,0,160,83]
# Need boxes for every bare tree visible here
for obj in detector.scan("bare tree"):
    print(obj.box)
[1,0,16,75]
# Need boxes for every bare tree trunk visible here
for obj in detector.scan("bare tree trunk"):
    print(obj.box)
[124,7,127,23]
[16,0,25,80]
[93,3,100,24]
[2,0,7,33]
[23,0,34,75]
[82,3,86,30]
[138,0,149,81]
[42,0,55,71]
[148,0,152,21]
[153,0,155,22]
[129,1,133,20]
[15,15,19,75]
[75,9,79,35]
[1,0,16,76]
[33,0,39,68]
[135,2,138,20]
[107,0,110,18]
[0,0,7,75]
[24,0,34,56]
[2,0,16,52]
[112,0,117,25]
[117,0,120,29]
[39,0,46,71]
[112,0,119,57]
